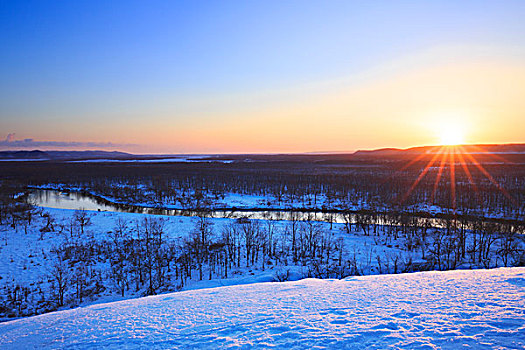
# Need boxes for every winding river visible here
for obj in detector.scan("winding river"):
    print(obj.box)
[27,189,522,230]
[27,189,354,223]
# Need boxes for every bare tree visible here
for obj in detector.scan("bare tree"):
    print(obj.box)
[49,255,70,307]
[74,209,92,237]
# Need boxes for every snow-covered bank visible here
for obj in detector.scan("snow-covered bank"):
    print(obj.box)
[1,267,524,349]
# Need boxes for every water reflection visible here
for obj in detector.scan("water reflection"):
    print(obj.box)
[27,189,349,222]
[27,189,507,230]
[28,190,117,212]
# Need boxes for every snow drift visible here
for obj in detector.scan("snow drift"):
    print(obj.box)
[1,268,524,349]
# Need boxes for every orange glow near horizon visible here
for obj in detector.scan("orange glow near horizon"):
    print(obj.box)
[2,55,524,154]
[400,144,517,213]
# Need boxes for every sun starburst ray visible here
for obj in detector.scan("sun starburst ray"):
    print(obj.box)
[399,146,442,172]
[455,147,480,201]
[459,148,516,205]
[449,146,457,212]
[401,147,444,204]
[431,147,449,204]
[466,144,514,165]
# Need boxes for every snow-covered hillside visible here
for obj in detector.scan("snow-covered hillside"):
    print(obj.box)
[1,267,524,349]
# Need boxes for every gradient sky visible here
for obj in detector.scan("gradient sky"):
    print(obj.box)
[1,1,524,153]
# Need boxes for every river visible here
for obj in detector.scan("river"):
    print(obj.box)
[26,189,522,230]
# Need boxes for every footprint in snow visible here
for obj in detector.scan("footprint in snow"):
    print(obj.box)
[330,319,350,325]
[268,325,291,334]
[319,308,349,316]
[505,277,525,287]
[371,322,400,330]
[392,311,419,319]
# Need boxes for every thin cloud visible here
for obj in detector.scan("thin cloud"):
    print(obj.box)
[4,133,16,142]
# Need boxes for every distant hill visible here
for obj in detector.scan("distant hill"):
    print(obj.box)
[0,150,50,160]
[1,144,523,163]
[0,150,130,161]
[353,143,525,158]
[45,150,131,160]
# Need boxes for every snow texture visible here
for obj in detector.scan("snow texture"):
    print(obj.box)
[1,267,524,349]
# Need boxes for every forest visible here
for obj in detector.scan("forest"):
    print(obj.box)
[0,154,523,320]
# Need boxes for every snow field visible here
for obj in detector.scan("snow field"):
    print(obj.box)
[0,267,524,349]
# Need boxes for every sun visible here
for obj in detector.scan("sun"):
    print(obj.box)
[439,125,465,146]
[429,112,467,146]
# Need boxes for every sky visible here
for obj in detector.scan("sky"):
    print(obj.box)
[1,1,524,154]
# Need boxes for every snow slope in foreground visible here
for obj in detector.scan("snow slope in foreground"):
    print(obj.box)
[1,268,524,349]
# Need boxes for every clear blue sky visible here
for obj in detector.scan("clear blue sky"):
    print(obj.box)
[1,1,524,153]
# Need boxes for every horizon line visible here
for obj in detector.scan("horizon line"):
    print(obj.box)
[0,142,524,156]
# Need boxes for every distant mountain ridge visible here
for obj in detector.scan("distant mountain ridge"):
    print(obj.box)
[353,143,525,157]
[0,150,130,160]
[0,143,523,162]
[0,150,50,160]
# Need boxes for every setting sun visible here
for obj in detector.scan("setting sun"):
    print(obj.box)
[439,125,465,145]
[428,112,468,146]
